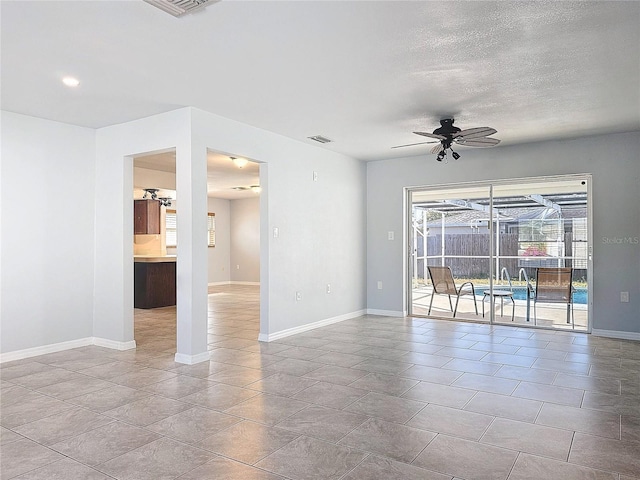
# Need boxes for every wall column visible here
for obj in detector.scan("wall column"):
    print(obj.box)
[174,137,209,364]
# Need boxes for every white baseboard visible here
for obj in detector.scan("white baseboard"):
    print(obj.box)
[0,337,93,363]
[208,281,231,286]
[258,309,366,342]
[592,329,640,341]
[366,309,404,317]
[231,281,260,286]
[174,351,210,365]
[92,337,137,351]
[208,281,260,286]
[0,336,136,364]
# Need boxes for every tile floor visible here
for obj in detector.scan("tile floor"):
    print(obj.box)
[1,284,639,479]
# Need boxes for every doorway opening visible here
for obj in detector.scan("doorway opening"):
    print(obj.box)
[205,151,262,347]
[132,149,178,352]
[130,149,262,356]
[408,175,591,332]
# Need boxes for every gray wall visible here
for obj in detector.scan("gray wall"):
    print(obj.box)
[191,108,368,337]
[230,196,260,283]
[367,131,640,335]
[207,197,231,284]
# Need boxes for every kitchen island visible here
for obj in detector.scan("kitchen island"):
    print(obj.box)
[134,255,176,309]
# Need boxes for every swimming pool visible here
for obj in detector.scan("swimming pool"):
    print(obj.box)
[478,286,588,304]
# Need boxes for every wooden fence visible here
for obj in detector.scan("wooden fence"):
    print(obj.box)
[416,233,586,280]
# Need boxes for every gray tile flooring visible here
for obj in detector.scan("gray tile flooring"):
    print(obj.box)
[1,284,640,480]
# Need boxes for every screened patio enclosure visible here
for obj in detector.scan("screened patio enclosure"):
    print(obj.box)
[408,176,591,331]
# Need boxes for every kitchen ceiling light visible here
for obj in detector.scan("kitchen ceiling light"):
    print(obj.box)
[62,76,80,87]
[230,157,248,168]
[142,188,159,199]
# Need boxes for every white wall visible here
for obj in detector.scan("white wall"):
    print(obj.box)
[366,131,640,335]
[1,112,96,354]
[94,108,192,350]
[93,107,366,354]
[208,197,231,284]
[230,196,260,283]
[190,108,367,337]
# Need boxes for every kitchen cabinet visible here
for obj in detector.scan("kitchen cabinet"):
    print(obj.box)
[134,258,176,309]
[134,199,161,234]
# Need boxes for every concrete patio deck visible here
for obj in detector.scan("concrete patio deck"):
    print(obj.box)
[411,286,588,331]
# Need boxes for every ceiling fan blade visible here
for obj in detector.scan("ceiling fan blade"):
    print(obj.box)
[391,140,439,149]
[454,137,501,147]
[430,143,444,154]
[413,131,446,140]
[454,127,497,139]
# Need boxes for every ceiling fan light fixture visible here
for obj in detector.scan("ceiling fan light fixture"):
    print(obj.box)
[394,117,500,163]
[143,188,159,199]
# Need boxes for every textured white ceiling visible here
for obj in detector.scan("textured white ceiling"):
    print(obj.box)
[1,1,639,161]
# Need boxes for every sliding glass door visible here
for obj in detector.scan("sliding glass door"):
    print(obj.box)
[408,175,591,331]
[409,184,492,323]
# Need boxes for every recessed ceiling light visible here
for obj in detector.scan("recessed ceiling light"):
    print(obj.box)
[62,76,80,87]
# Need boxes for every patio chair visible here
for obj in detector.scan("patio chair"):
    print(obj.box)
[534,267,574,326]
[427,266,478,317]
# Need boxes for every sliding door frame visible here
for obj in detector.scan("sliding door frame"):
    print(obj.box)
[406,173,593,332]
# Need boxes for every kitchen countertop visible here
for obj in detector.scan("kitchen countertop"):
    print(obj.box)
[133,255,177,263]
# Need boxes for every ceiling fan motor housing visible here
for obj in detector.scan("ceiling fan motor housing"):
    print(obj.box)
[433,118,461,137]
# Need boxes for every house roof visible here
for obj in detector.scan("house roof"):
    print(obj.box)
[1,1,639,161]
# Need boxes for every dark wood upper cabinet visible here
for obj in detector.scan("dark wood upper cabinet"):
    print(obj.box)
[134,199,161,234]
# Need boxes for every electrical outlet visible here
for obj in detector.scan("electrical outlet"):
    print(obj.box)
[236,265,240,270]
[621,291,629,303]
[296,291,302,301]
[313,171,318,181]
[377,281,383,290]
[326,284,331,294]
[273,227,279,238]
[388,231,394,241]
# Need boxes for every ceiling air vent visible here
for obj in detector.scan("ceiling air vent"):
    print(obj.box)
[144,0,216,17]
[307,135,333,144]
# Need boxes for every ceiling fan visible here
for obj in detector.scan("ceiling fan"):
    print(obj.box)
[392,118,500,162]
